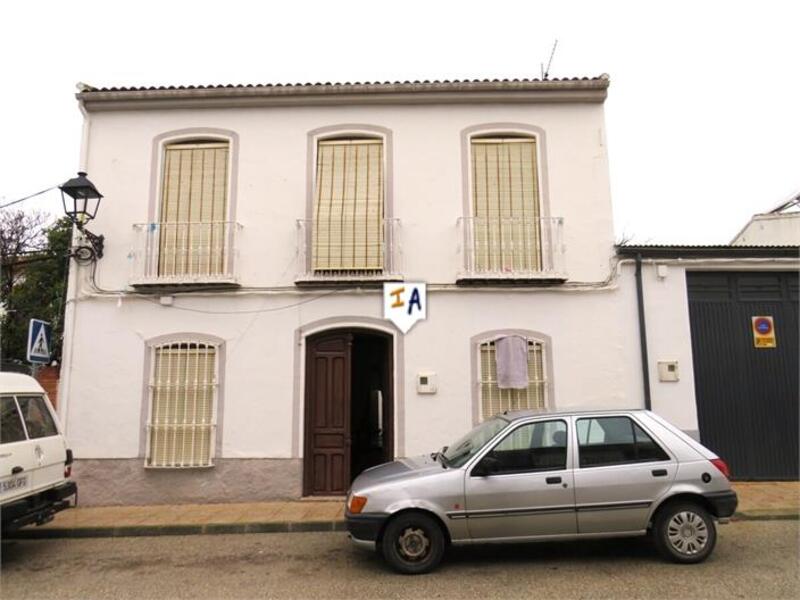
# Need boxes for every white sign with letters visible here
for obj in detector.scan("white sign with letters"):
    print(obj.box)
[383,282,426,334]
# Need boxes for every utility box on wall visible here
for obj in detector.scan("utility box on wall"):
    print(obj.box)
[417,372,438,394]
[657,360,679,382]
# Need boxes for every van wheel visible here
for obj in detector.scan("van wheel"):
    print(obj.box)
[653,502,717,563]
[380,512,445,574]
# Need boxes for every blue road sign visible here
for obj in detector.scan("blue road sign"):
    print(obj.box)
[27,319,52,364]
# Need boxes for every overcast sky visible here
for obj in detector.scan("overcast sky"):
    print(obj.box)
[1,0,797,244]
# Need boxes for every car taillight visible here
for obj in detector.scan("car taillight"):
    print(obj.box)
[64,465,72,478]
[710,458,731,479]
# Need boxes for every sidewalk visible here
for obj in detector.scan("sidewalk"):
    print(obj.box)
[6,482,798,539]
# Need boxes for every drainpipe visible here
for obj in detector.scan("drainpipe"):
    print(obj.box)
[634,254,652,411]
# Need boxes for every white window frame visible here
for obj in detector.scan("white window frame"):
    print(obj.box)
[144,340,220,469]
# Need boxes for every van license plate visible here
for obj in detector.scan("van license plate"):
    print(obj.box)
[1,475,29,493]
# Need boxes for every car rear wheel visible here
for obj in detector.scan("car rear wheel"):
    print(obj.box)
[380,512,445,574]
[653,501,717,563]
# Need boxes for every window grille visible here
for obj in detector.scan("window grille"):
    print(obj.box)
[479,339,546,420]
[146,342,217,467]
[313,138,385,272]
[159,141,230,277]
[471,137,542,272]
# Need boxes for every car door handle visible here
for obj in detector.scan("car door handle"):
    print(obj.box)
[545,476,562,484]
[652,469,668,477]
[11,466,24,475]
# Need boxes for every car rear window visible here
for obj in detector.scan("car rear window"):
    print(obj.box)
[1,396,27,444]
[16,395,58,439]
[577,416,669,467]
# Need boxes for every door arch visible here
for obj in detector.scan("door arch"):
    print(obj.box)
[303,328,394,496]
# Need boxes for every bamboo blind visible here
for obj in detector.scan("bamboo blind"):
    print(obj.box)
[159,142,229,276]
[313,139,385,271]
[471,138,542,272]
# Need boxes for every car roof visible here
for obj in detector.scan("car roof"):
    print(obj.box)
[0,372,46,395]
[499,407,649,421]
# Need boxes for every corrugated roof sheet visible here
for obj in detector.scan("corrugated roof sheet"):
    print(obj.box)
[616,244,799,259]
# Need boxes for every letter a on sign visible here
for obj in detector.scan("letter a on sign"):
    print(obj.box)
[384,283,426,333]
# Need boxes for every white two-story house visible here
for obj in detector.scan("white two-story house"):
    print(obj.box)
[60,75,699,505]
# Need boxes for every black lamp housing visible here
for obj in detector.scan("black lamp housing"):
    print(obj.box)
[59,172,105,260]
[59,171,103,225]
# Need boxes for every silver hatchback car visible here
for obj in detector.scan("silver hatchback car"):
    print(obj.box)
[346,409,737,574]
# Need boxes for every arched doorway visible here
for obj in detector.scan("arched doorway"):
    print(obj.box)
[303,328,394,496]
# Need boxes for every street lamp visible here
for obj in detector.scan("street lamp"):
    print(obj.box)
[59,172,105,260]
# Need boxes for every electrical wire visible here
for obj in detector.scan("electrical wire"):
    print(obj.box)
[0,185,58,210]
[142,290,341,314]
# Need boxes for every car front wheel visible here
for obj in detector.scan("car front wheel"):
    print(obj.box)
[380,512,445,574]
[653,501,717,563]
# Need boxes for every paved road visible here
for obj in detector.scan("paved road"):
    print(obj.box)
[1,521,798,599]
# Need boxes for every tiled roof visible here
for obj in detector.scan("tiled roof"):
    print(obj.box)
[79,75,609,94]
[76,75,610,111]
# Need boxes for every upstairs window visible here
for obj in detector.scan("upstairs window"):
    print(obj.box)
[479,339,546,420]
[146,341,218,468]
[312,138,385,272]
[470,137,542,273]
[158,141,230,277]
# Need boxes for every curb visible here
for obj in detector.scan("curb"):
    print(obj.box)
[6,520,348,540]
[6,511,799,540]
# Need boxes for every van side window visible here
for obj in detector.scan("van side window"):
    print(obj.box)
[1,397,27,443]
[16,396,58,439]
[577,416,669,467]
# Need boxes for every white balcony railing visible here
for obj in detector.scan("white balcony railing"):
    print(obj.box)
[458,216,565,280]
[130,221,241,286]
[296,218,402,282]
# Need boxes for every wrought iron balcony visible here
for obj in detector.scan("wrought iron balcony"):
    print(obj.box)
[296,218,402,284]
[130,221,242,287]
[457,216,566,282]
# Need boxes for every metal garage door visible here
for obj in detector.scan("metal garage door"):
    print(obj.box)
[687,271,799,480]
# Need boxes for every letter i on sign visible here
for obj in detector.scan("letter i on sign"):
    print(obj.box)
[383,283,427,333]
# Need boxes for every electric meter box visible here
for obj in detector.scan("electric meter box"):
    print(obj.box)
[657,360,679,382]
[417,372,438,394]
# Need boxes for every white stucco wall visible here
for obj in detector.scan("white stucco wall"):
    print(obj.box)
[60,95,662,470]
[62,283,652,460]
[79,102,616,290]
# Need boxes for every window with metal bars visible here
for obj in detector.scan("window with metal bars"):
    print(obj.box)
[470,137,542,272]
[146,342,218,468]
[479,339,547,420]
[312,138,385,272]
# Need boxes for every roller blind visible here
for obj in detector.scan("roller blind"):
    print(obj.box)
[147,342,217,468]
[159,142,229,276]
[313,139,384,271]
[471,138,541,272]
[479,339,546,420]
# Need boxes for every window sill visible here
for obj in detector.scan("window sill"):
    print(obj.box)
[295,273,403,288]
[456,274,568,286]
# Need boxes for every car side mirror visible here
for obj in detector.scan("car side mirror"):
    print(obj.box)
[473,456,501,477]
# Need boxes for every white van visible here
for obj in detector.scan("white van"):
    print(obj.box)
[1,372,76,533]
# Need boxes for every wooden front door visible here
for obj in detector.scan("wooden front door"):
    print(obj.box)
[304,332,352,495]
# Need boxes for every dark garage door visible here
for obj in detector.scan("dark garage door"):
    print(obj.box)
[687,271,798,480]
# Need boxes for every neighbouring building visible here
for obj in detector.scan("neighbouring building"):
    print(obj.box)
[58,76,799,505]
[731,193,800,246]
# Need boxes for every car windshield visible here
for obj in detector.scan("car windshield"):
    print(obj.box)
[441,417,509,468]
